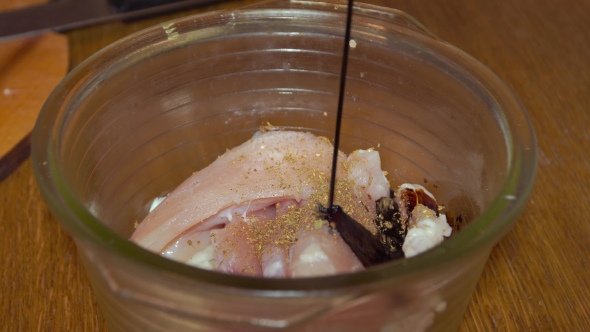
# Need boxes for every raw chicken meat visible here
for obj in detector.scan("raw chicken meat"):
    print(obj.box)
[289,226,364,277]
[394,184,452,258]
[131,129,453,276]
[131,129,390,277]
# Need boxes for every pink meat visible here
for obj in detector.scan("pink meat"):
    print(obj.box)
[261,244,289,278]
[209,200,301,276]
[131,131,343,252]
[288,226,364,277]
[158,198,279,262]
[161,228,218,262]
[210,216,262,276]
[345,149,390,215]
[131,130,391,278]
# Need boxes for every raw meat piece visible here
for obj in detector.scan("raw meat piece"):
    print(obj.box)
[289,226,364,277]
[131,129,451,277]
[344,149,390,215]
[131,130,390,277]
[394,184,452,258]
[131,130,344,252]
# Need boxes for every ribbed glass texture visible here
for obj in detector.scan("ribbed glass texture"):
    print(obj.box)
[32,1,537,331]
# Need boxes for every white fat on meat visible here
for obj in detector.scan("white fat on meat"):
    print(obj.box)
[261,245,289,278]
[289,226,364,277]
[402,214,451,258]
[345,149,390,215]
[149,196,166,213]
[397,184,452,258]
[187,244,216,270]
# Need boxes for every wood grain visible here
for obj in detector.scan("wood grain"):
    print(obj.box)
[0,159,108,331]
[1,0,589,331]
[0,32,68,179]
[0,0,47,11]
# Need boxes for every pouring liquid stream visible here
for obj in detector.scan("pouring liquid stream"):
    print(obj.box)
[321,1,409,267]
[327,0,354,208]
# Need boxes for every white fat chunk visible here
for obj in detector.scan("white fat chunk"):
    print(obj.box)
[187,244,215,270]
[403,214,452,258]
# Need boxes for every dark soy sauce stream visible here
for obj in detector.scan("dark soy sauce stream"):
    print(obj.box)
[323,1,402,267]
[328,0,354,208]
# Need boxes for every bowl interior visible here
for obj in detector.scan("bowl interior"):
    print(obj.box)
[58,5,508,241]
[33,2,537,290]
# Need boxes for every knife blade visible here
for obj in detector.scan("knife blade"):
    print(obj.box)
[0,0,227,42]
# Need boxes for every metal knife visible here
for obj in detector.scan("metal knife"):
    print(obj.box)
[0,0,228,42]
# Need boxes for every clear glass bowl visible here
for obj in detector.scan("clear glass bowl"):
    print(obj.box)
[32,0,537,331]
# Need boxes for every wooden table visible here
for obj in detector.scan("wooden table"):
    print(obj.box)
[1,0,589,330]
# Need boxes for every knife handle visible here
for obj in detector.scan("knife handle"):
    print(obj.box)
[108,0,188,13]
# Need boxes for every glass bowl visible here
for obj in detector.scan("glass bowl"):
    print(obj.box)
[32,0,537,331]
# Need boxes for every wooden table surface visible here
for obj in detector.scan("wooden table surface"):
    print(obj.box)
[1,0,589,330]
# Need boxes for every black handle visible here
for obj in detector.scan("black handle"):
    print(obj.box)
[108,0,187,13]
